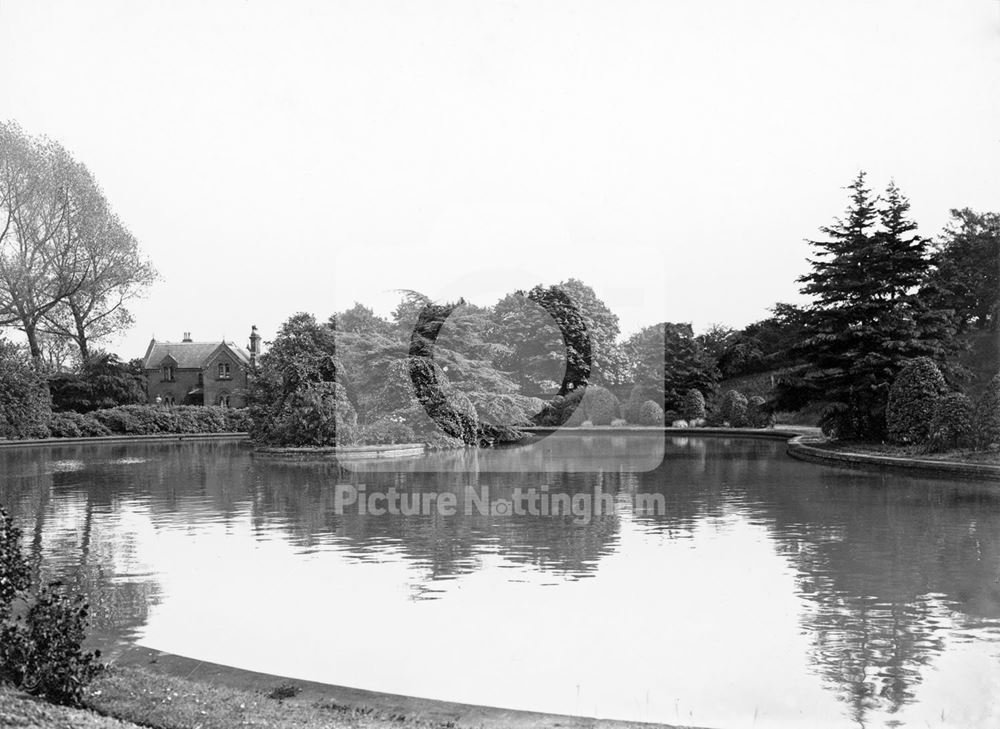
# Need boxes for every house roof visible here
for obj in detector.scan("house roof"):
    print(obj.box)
[142,340,251,370]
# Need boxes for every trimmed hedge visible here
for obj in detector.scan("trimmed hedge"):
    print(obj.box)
[747,395,774,428]
[47,412,112,438]
[586,386,621,426]
[680,389,706,422]
[928,392,974,452]
[886,358,947,444]
[719,390,748,427]
[637,399,664,426]
[88,405,250,436]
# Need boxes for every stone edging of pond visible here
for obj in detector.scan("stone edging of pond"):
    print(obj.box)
[525,426,1000,480]
[252,442,426,460]
[0,432,250,449]
[102,645,694,729]
[786,435,1000,481]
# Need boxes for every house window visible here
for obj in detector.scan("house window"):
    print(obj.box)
[217,393,231,408]
[162,366,175,382]
[218,362,231,379]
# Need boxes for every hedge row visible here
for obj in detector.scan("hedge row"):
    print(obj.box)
[39,406,251,440]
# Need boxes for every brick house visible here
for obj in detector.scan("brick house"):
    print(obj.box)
[142,327,262,407]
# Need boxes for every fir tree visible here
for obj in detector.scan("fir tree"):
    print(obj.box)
[776,173,952,439]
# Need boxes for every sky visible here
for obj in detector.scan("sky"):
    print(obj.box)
[0,0,998,358]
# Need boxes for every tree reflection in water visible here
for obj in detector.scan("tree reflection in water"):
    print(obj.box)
[1,436,998,725]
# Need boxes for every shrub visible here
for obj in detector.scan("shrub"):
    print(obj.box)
[585,386,620,426]
[637,399,664,426]
[886,358,947,444]
[719,390,748,427]
[91,407,143,435]
[223,408,252,432]
[0,509,30,614]
[0,586,103,705]
[623,385,655,424]
[611,418,627,427]
[47,412,112,438]
[0,508,102,706]
[0,341,51,440]
[974,374,1000,449]
[927,393,974,452]
[680,389,706,422]
[359,419,417,445]
[747,396,774,428]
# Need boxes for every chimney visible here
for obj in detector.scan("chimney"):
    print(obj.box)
[182,332,192,342]
[249,324,261,366]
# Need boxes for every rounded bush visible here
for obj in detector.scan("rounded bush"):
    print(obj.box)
[623,385,655,424]
[974,373,1000,449]
[886,357,947,444]
[747,396,773,428]
[585,385,621,426]
[637,399,664,426]
[719,390,748,427]
[928,392,974,452]
[680,389,706,422]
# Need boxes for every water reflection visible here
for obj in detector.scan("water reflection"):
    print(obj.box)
[1,437,998,727]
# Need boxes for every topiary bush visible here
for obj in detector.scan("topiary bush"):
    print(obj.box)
[886,357,947,444]
[680,389,706,422]
[747,396,774,428]
[623,385,656,424]
[637,399,664,426]
[927,392,974,452]
[585,385,621,426]
[719,390,748,427]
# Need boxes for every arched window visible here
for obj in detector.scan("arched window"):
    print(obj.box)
[217,392,231,408]
[218,362,231,379]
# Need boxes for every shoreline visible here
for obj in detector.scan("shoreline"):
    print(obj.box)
[78,645,697,729]
[1,426,996,479]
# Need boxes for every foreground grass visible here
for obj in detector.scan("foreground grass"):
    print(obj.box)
[0,684,142,729]
[0,667,459,729]
[82,665,459,729]
[820,440,1000,465]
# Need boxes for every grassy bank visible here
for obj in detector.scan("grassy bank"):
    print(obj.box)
[81,665,460,729]
[816,440,1000,465]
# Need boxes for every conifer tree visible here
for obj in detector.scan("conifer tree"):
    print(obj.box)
[776,173,951,439]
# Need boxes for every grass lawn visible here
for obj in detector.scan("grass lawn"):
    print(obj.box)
[818,440,1000,465]
[81,665,460,729]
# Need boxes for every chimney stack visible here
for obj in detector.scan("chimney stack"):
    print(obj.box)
[249,325,261,366]
[182,332,192,342]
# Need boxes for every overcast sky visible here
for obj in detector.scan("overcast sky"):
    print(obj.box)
[1,0,998,357]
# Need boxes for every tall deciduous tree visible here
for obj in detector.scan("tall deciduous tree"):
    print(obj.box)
[0,121,155,363]
[0,123,85,360]
[925,208,999,333]
[42,213,156,361]
[776,173,950,439]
